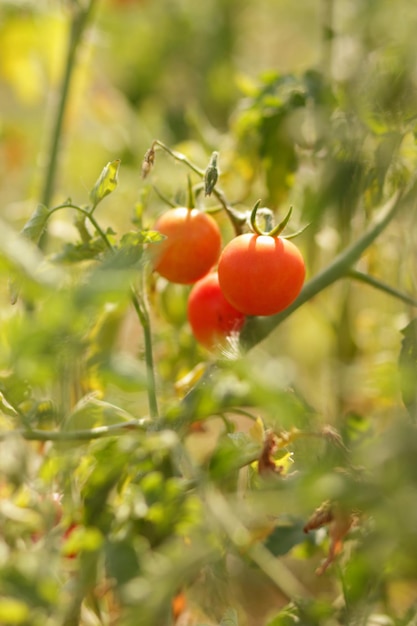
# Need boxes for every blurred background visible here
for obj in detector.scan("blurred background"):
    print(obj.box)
[2,1,417,624]
[1,0,417,429]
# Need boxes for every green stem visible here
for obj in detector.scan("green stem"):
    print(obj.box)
[131,286,159,418]
[152,140,246,235]
[40,0,97,211]
[152,185,177,208]
[348,270,417,308]
[48,201,160,419]
[49,202,113,251]
[153,140,205,177]
[0,419,149,442]
[205,488,312,601]
[242,188,412,349]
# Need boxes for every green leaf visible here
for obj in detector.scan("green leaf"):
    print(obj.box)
[64,394,136,431]
[264,516,310,557]
[105,231,159,270]
[20,203,49,244]
[209,433,259,488]
[138,229,166,244]
[51,237,108,264]
[105,539,141,585]
[89,159,120,208]
[266,605,299,626]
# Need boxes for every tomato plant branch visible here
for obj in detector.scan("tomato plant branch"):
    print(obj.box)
[348,269,417,308]
[40,0,97,213]
[47,201,160,419]
[130,286,160,418]
[212,187,248,235]
[242,187,412,348]
[152,140,205,177]
[205,488,312,601]
[148,140,247,235]
[0,418,149,442]
[49,202,113,251]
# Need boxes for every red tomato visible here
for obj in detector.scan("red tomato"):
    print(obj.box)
[151,208,222,284]
[187,272,245,348]
[218,234,305,316]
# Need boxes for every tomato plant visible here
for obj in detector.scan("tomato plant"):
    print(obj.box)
[4,2,417,626]
[218,206,306,316]
[187,272,245,349]
[150,207,222,284]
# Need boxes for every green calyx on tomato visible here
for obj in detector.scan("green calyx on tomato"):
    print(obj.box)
[187,272,245,349]
[218,201,306,317]
[250,199,293,238]
[150,207,222,285]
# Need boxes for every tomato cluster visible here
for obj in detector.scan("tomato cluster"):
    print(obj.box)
[151,205,305,349]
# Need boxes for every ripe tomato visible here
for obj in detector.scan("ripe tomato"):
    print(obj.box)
[218,234,305,316]
[187,272,245,349]
[151,208,222,284]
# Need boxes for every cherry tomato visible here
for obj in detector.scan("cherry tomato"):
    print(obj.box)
[187,272,245,349]
[151,208,222,284]
[218,233,305,316]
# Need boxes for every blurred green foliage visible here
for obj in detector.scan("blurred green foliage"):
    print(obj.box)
[1,1,417,625]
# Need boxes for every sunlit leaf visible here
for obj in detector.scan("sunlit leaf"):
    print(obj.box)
[20,204,49,244]
[51,237,108,264]
[89,160,120,208]
[102,230,162,270]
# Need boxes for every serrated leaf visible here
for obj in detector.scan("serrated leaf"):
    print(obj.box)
[89,159,120,208]
[138,229,166,244]
[51,238,108,264]
[20,204,49,244]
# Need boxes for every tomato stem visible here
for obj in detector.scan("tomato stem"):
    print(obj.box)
[146,140,247,236]
[242,187,408,348]
[47,200,160,419]
[39,0,97,248]
[151,185,177,208]
[186,175,196,209]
